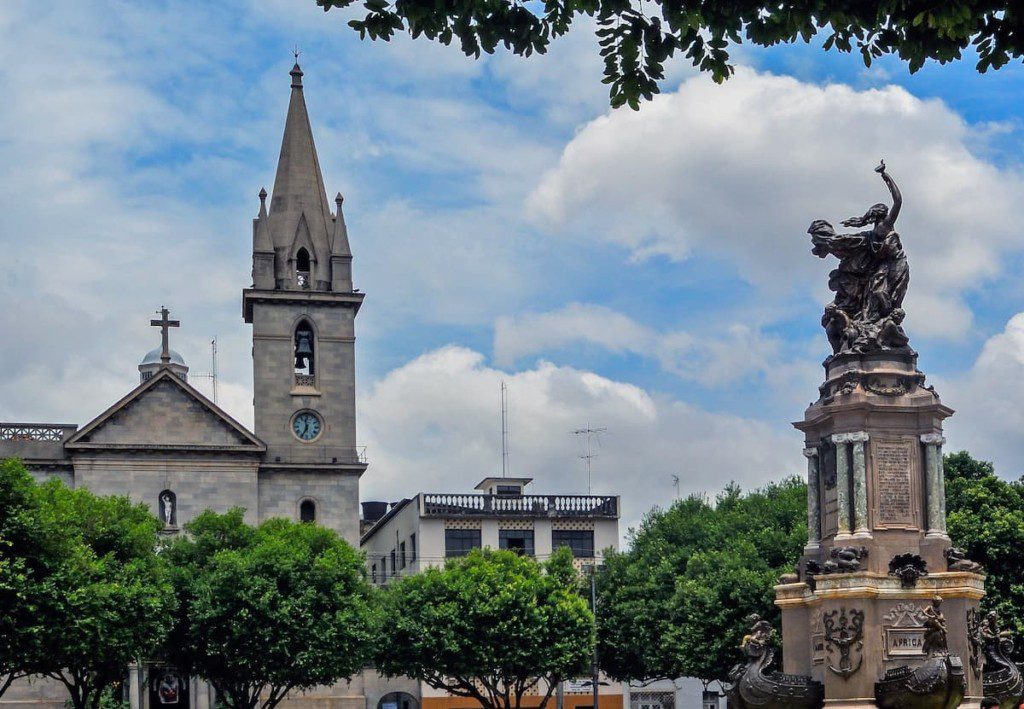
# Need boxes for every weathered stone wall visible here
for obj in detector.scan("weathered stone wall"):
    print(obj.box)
[72,455,261,526]
[258,469,360,543]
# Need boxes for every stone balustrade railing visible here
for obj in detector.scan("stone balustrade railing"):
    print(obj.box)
[420,493,619,518]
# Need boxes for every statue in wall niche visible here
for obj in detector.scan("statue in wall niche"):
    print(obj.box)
[159,491,176,527]
[808,161,914,357]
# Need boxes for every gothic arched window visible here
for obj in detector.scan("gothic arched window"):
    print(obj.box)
[296,248,311,288]
[294,320,315,381]
[300,499,316,523]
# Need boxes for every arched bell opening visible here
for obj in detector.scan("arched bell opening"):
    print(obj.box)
[294,320,316,387]
[295,247,312,289]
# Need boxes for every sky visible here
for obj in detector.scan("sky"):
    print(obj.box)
[3,1,1024,537]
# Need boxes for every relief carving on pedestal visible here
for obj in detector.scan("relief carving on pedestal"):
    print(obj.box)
[824,608,865,679]
[888,553,929,588]
[881,602,928,659]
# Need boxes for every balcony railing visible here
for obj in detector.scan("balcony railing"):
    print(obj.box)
[421,493,618,518]
[266,445,368,465]
[0,424,77,442]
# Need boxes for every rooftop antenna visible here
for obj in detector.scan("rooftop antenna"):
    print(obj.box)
[501,381,510,478]
[572,424,607,495]
[193,337,219,404]
[671,474,680,500]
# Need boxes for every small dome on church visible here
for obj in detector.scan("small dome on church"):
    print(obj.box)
[141,347,187,367]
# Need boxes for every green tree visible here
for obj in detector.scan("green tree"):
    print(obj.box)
[314,0,1022,109]
[165,510,377,709]
[0,459,47,697]
[944,450,1024,647]
[597,478,806,684]
[376,547,592,709]
[30,478,175,709]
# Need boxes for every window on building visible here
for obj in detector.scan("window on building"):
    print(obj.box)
[410,533,417,562]
[299,499,316,523]
[499,529,535,556]
[552,530,594,558]
[378,692,418,709]
[495,484,523,496]
[399,541,406,569]
[445,528,482,558]
[390,549,397,576]
[381,556,388,580]
[371,563,377,584]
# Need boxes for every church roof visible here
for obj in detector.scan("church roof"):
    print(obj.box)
[65,368,265,453]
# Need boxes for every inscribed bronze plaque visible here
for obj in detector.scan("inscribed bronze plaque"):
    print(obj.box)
[872,437,918,529]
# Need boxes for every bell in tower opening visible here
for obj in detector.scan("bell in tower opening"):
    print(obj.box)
[294,321,315,376]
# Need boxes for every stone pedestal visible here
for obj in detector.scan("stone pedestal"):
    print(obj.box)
[777,351,985,707]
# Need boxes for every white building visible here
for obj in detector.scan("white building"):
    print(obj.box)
[626,679,729,709]
[360,476,622,709]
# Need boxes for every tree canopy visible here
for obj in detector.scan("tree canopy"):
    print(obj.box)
[596,478,806,684]
[28,472,175,709]
[376,547,593,709]
[944,450,1024,650]
[164,510,377,709]
[315,0,1022,109]
[0,459,48,697]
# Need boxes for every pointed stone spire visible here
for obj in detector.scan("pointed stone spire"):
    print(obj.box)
[330,192,353,292]
[267,59,333,290]
[331,192,351,256]
[252,187,275,289]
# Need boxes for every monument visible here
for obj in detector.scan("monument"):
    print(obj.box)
[733,163,991,708]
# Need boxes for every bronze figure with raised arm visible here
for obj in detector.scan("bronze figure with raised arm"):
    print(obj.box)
[807,161,912,357]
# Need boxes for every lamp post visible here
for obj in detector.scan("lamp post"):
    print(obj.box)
[585,563,606,709]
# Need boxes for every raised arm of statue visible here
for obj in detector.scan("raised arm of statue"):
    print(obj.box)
[877,162,902,225]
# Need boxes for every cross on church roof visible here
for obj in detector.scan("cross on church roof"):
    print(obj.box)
[150,307,180,365]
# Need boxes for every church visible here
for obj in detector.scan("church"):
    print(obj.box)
[0,61,379,709]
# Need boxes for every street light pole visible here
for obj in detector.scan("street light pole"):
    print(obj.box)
[589,564,601,709]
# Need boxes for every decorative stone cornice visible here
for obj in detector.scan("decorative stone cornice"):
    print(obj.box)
[920,433,946,445]
[832,433,853,444]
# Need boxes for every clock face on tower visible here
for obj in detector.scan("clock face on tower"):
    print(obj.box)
[292,411,322,442]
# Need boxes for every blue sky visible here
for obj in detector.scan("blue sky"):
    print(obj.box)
[3,1,1024,531]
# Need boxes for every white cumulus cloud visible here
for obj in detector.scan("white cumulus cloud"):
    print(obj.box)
[528,68,1024,340]
[358,345,804,532]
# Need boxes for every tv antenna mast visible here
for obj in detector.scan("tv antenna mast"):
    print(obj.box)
[671,474,680,500]
[500,381,510,477]
[193,337,219,404]
[572,424,607,495]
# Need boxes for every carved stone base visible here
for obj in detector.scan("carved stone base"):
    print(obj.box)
[776,572,984,705]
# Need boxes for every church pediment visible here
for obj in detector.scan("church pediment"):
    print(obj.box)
[66,369,265,453]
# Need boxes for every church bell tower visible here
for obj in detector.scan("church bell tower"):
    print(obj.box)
[243,61,366,542]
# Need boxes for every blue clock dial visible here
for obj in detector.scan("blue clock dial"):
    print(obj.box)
[292,412,321,441]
